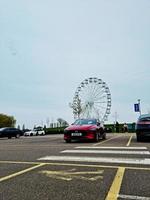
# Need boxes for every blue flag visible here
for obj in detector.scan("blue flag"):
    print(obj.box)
[134,103,140,112]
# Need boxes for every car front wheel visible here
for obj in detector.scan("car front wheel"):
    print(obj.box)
[95,133,99,142]
[102,133,106,140]
[15,134,20,138]
[137,134,142,142]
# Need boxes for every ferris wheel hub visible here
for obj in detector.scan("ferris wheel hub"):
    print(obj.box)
[86,101,94,107]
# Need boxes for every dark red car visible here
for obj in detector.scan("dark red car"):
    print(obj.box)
[64,118,106,143]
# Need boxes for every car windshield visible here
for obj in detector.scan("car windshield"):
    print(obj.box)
[34,127,43,131]
[73,119,97,125]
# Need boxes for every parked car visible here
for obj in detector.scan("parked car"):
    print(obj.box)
[136,114,150,142]
[22,129,30,134]
[64,118,106,143]
[24,127,45,136]
[34,127,45,135]
[0,127,23,139]
[24,129,37,136]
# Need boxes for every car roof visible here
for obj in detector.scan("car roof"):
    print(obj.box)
[0,127,15,129]
[139,114,150,119]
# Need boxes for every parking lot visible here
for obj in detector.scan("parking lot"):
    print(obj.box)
[0,133,150,200]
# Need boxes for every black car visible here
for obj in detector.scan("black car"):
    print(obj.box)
[0,127,23,139]
[135,114,150,142]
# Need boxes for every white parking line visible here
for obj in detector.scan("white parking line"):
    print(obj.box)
[61,150,150,155]
[38,156,150,165]
[126,135,133,146]
[118,194,150,200]
[75,146,147,150]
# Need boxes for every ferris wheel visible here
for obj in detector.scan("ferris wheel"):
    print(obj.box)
[71,77,111,122]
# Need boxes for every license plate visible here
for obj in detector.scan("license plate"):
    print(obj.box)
[71,133,82,136]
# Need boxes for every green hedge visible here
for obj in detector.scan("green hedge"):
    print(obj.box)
[45,127,67,134]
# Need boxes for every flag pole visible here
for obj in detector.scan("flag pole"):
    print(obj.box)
[138,99,141,116]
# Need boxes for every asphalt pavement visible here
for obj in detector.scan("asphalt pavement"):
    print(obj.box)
[0,133,150,200]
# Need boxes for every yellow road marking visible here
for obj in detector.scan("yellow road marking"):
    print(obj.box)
[40,169,104,181]
[93,135,122,146]
[105,167,125,200]
[0,161,150,171]
[0,160,40,165]
[0,163,45,182]
[126,135,133,146]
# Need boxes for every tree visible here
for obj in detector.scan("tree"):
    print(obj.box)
[57,118,69,127]
[70,96,82,119]
[0,113,16,128]
[17,125,20,130]
[46,117,50,128]
[22,124,25,130]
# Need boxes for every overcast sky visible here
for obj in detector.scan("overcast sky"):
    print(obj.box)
[0,0,150,128]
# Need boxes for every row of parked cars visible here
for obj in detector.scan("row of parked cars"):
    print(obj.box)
[64,115,150,143]
[0,114,150,141]
[0,127,45,139]
[24,127,45,136]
